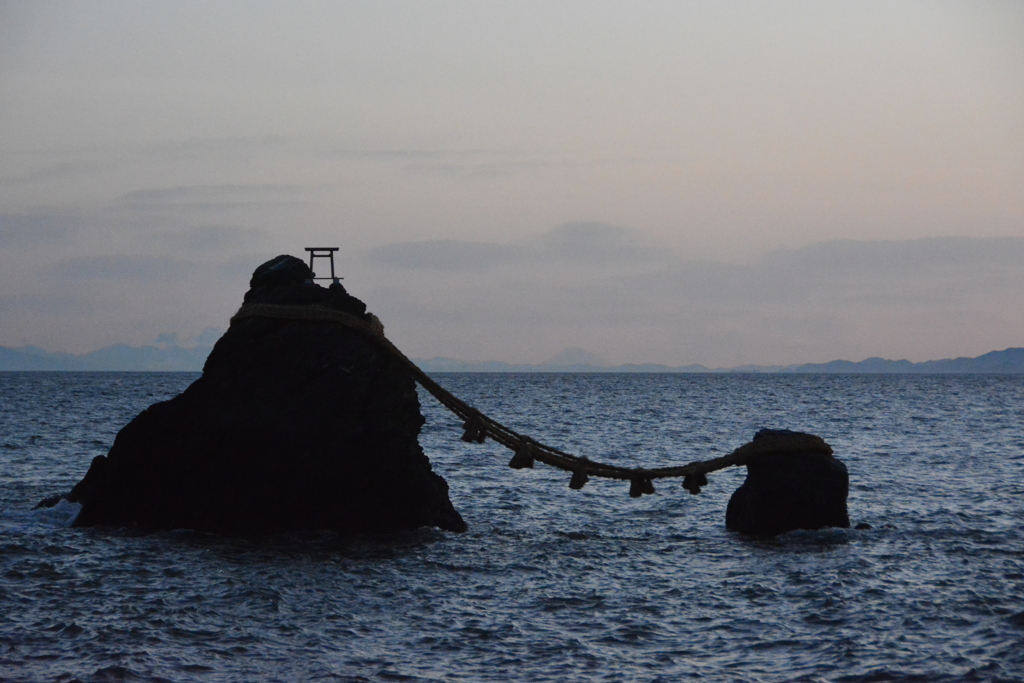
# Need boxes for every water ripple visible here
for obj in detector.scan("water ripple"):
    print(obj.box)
[0,372,1023,681]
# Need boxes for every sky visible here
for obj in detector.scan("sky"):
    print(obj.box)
[1,0,1022,367]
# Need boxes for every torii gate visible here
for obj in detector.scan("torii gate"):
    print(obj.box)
[304,247,340,282]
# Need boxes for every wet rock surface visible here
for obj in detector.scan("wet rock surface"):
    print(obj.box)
[725,428,849,536]
[67,255,466,535]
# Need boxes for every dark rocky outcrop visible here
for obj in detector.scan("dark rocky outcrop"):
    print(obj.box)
[67,255,466,535]
[725,429,849,537]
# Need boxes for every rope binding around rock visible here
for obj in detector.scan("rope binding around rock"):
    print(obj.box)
[230,303,831,498]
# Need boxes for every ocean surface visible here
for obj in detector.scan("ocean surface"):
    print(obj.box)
[1,372,1023,682]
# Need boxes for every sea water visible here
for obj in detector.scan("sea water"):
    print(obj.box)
[1,372,1022,682]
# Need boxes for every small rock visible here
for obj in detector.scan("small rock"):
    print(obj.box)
[725,429,849,537]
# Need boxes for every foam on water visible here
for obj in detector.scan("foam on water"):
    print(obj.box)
[1,372,1023,682]
[22,500,82,529]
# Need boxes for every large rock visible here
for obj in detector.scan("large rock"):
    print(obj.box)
[68,255,466,535]
[725,429,849,536]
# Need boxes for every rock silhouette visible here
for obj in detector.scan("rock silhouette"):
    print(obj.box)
[725,429,849,536]
[68,255,467,535]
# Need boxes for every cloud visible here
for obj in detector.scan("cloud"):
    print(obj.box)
[404,156,646,179]
[0,292,97,316]
[328,148,494,161]
[404,158,573,178]
[116,183,309,213]
[0,212,78,248]
[760,237,1024,279]
[149,328,222,348]
[0,160,114,186]
[532,221,664,265]
[604,236,1024,314]
[47,255,200,281]
[733,237,1024,306]
[355,235,1024,366]
[365,222,664,273]
[5,230,1022,365]
[366,239,534,271]
[119,183,304,204]
[328,148,547,177]
[328,148,645,178]
[191,327,223,345]
[138,136,291,159]
[152,225,268,252]
[153,332,180,347]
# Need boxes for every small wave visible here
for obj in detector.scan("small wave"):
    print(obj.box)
[30,499,82,528]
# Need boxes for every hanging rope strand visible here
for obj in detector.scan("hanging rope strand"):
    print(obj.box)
[231,303,754,493]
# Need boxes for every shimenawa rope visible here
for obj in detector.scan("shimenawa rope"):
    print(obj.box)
[230,303,829,497]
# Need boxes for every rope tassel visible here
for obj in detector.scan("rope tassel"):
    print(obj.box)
[461,414,487,443]
[683,472,708,495]
[508,441,535,469]
[569,467,589,490]
[630,477,655,497]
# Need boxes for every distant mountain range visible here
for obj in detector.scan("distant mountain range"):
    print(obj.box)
[0,344,213,371]
[414,347,1024,374]
[2,343,1023,374]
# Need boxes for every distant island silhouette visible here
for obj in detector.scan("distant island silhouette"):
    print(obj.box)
[3,343,1021,373]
